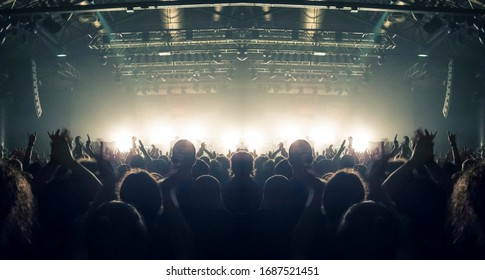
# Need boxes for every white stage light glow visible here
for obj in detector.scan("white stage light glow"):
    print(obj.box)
[221,130,240,152]
[310,125,336,149]
[182,123,206,146]
[113,129,133,152]
[244,130,264,152]
[149,124,175,150]
[352,130,373,152]
[278,123,302,145]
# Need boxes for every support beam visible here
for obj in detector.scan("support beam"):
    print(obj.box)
[0,1,484,16]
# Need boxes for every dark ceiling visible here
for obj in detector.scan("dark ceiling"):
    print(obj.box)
[1,0,485,95]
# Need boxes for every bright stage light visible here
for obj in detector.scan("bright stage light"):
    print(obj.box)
[310,125,336,148]
[352,130,373,152]
[113,129,133,152]
[244,130,264,152]
[182,123,206,145]
[220,130,240,152]
[149,124,175,149]
[278,123,302,145]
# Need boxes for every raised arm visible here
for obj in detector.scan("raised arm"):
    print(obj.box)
[23,132,37,168]
[138,139,153,164]
[49,129,102,197]
[89,142,118,210]
[389,134,400,158]
[83,134,96,158]
[73,136,85,159]
[346,136,360,164]
[401,136,413,159]
[448,131,462,170]
[382,129,436,197]
[332,139,346,164]
[367,142,393,208]
[196,142,216,159]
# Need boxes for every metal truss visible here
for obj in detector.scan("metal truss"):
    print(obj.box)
[1,1,485,16]
[89,28,396,51]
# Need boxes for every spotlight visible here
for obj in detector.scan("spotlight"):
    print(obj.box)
[263,52,273,63]
[310,125,336,146]
[278,124,300,144]
[221,131,239,152]
[351,130,373,152]
[189,71,200,82]
[112,129,133,152]
[284,72,295,82]
[244,131,264,151]
[417,51,428,57]
[124,55,134,64]
[56,53,67,57]
[183,124,206,144]
[313,51,327,56]
[318,74,328,82]
[99,55,108,65]
[149,124,174,148]
[211,52,222,63]
[236,47,248,61]
[351,55,361,64]
[377,55,386,65]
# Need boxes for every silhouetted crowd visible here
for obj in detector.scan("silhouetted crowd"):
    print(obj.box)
[1,128,484,259]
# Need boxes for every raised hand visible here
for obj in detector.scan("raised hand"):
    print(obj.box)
[393,134,398,149]
[338,139,347,154]
[28,132,37,146]
[411,129,436,165]
[347,136,353,149]
[278,142,284,150]
[403,136,410,145]
[75,135,82,146]
[447,131,457,146]
[48,129,75,165]
[86,134,91,147]
[138,139,146,150]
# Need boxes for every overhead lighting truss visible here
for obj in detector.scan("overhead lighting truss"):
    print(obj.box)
[89,28,396,51]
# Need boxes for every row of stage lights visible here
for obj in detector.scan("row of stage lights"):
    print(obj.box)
[114,50,368,65]
[114,68,370,84]
[110,124,374,154]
